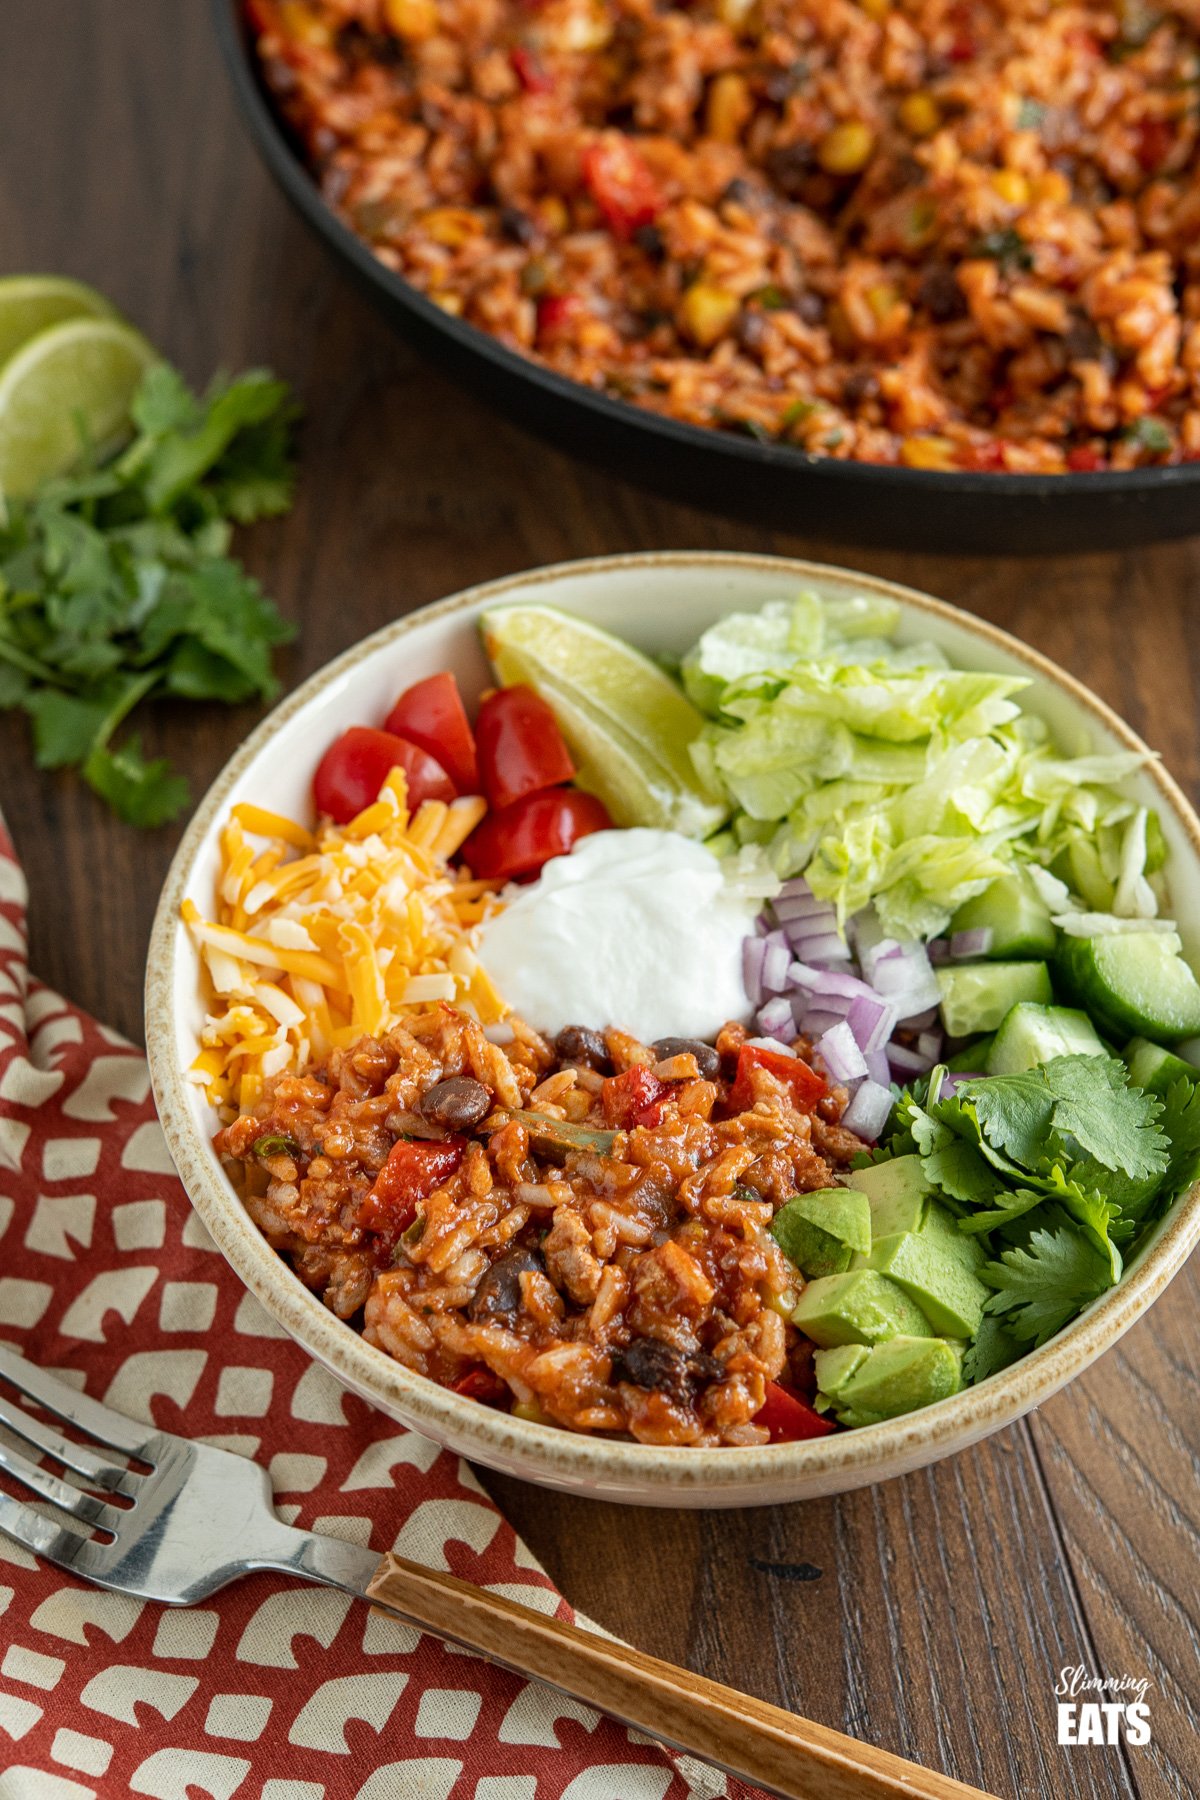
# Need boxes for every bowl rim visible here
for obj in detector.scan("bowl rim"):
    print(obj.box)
[212,0,1200,505]
[146,549,1200,1494]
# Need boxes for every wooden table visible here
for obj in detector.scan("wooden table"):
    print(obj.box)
[3,7,1197,1797]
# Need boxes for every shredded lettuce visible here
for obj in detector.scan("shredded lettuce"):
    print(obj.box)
[688,594,1155,940]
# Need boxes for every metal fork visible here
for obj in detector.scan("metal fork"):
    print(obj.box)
[0,1343,999,1800]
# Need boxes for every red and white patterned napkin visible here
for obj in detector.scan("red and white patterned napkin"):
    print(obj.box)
[0,809,763,1800]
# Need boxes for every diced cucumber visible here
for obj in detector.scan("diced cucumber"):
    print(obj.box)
[1122,1036,1200,1096]
[944,1035,994,1072]
[1056,931,1200,1043]
[949,874,1056,960]
[1053,840,1115,912]
[935,962,1053,1038]
[987,1003,1105,1075]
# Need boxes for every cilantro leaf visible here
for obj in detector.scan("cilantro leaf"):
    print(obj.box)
[1155,1076,1200,1203]
[1040,1055,1167,1178]
[0,357,296,826]
[922,1137,1008,1206]
[963,1314,1024,1384]
[955,1187,1047,1236]
[83,735,191,828]
[981,1222,1115,1347]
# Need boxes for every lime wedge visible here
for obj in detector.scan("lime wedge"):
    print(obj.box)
[482,602,730,836]
[0,316,157,497]
[0,275,117,372]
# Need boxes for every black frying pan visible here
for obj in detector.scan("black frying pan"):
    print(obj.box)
[213,0,1200,555]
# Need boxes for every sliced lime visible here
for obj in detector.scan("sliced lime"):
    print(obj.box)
[482,602,730,836]
[0,316,157,497]
[0,275,117,372]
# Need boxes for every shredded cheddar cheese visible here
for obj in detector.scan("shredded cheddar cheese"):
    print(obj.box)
[185,771,507,1113]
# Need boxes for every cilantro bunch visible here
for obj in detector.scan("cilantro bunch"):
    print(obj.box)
[0,363,297,825]
[880,1056,1200,1381]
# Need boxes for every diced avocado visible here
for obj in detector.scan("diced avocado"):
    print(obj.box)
[771,1188,871,1279]
[945,1034,994,1073]
[950,874,1056,960]
[987,1002,1105,1075]
[1123,1036,1200,1097]
[868,1220,989,1340]
[815,1335,964,1426]
[790,1270,933,1348]
[936,961,1053,1037]
[848,1156,930,1239]
[1056,930,1200,1043]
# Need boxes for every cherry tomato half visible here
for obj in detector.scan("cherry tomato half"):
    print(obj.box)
[384,672,479,794]
[756,1380,837,1443]
[475,685,575,811]
[461,787,612,881]
[358,1137,466,1243]
[313,727,455,826]
[581,136,662,240]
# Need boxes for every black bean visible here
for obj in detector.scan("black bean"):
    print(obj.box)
[632,222,667,263]
[499,204,538,246]
[554,1024,610,1071]
[766,142,816,197]
[420,1075,491,1131]
[1063,313,1106,363]
[735,309,769,355]
[468,1248,544,1320]
[916,264,966,322]
[651,1037,721,1080]
[610,1337,724,1406]
[795,290,826,325]
[842,368,880,407]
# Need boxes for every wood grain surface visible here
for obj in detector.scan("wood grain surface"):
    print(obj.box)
[1,7,1196,1798]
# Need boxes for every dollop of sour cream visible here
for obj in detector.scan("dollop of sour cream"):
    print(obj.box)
[476,828,764,1044]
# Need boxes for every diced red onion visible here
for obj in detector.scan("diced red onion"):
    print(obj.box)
[817,1021,869,1085]
[794,990,854,1023]
[742,936,767,1008]
[846,993,898,1056]
[916,1030,943,1061]
[865,1048,891,1087]
[842,1080,893,1142]
[887,1042,935,1077]
[756,997,796,1041]
[950,927,993,959]
[928,937,951,964]
[788,962,869,1001]
[798,1008,847,1038]
[778,877,818,901]
[789,930,853,963]
[761,932,792,994]
[899,1005,938,1031]
[747,1036,797,1057]
[773,893,831,923]
[940,1071,982,1095]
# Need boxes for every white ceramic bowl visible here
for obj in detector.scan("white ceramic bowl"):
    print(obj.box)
[146,553,1200,1507]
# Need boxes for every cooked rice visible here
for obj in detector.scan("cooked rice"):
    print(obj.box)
[215,1004,865,1444]
[248,0,1200,470]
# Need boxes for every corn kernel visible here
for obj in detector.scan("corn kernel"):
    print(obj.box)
[384,0,438,39]
[537,195,569,235]
[991,168,1030,206]
[860,0,890,19]
[900,434,958,469]
[1032,169,1072,204]
[867,282,900,321]
[430,290,464,316]
[817,121,876,176]
[512,1398,553,1425]
[279,2,333,46]
[899,92,941,137]
[680,282,741,348]
[706,71,753,144]
[420,207,484,248]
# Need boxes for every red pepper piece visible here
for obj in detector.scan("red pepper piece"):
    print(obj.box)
[453,1366,510,1406]
[358,1137,465,1242]
[602,1065,668,1130]
[727,1043,826,1115]
[756,1379,838,1443]
[581,136,663,240]
[510,46,554,93]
